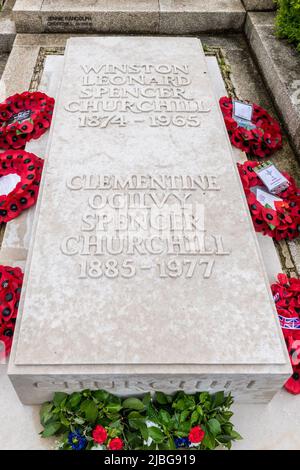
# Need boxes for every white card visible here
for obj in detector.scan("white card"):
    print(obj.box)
[233,100,253,122]
[255,188,283,210]
[0,173,21,196]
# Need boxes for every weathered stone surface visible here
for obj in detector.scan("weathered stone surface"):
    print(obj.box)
[242,0,275,10]
[12,0,246,33]
[8,36,290,404]
[246,12,300,159]
[0,11,16,52]
[13,0,160,33]
[159,0,246,33]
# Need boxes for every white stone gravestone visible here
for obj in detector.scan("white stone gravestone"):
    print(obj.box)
[8,37,291,404]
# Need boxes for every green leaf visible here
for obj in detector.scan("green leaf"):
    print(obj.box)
[92,390,109,403]
[158,409,172,428]
[139,423,149,442]
[199,392,209,403]
[178,421,191,434]
[155,392,169,405]
[122,397,145,411]
[80,399,98,423]
[212,391,225,408]
[40,402,54,426]
[160,438,175,450]
[208,418,221,436]
[128,411,146,431]
[105,402,122,413]
[179,410,190,423]
[230,430,243,440]
[142,393,151,406]
[191,410,199,425]
[146,403,158,421]
[68,392,82,409]
[202,432,216,450]
[74,417,85,425]
[53,392,68,408]
[148,427,165,443]
[217,434,233,443]
[41,421,61,438]
[173,398,186,411]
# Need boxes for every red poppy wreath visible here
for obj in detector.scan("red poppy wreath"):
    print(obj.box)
[0,265,23,358]
[0,91,54,149]
[238,160,300,241]
[271,274,300,395]
[0,150,44,223]
[219,97,282,158]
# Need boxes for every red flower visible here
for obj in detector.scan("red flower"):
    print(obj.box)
[0,92,54,149]
[108,437,124,450]
[285,369,300,395]
[92,425,107,444]
[0,265,23,357]
[188,425,205,444]
[0,150,44,223]
[238,161,300,241]
[261,206,279,227]
[17,120,34,134]
[219,96,282,158]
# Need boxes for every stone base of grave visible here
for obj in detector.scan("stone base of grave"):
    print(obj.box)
[242,0,275,11]
[8,368,290,405]
[12,0,246,34]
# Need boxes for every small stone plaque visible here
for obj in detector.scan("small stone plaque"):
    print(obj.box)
[12,37,286,370]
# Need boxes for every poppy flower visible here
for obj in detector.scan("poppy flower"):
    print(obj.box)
[0,92,54,149]
[219,96,282,158]
[6,132,27,149]
[224,116,237,132]
[17,120,34,134]
[0,265,23,357]
[261,206,279,227]
[271,274,300,395]
[238,161,300,241]
[219,96,233,115]
[0,150,44,223]
[247,193,261,216]
[285,369,300,395]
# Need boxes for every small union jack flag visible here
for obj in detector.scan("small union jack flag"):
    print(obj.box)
[278,315,300,330]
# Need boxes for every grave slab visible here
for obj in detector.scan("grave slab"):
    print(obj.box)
[8,36,290,404]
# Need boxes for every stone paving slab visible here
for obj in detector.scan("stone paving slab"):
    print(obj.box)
[159,0,246,34]
[245,12,300,160]
[12,0,246,33]
[242,0,275,10]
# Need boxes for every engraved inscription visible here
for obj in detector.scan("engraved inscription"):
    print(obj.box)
[61,174,230,279]
[64,63,212,128]
[45,15,93,31]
